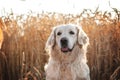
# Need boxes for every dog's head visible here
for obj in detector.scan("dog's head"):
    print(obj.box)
[46,24,89,53]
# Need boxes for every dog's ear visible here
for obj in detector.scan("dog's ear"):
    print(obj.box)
[45,27,56,50]
[77,26,89,48]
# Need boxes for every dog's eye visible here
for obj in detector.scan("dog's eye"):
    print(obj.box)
[57,32,62,36]
[69,31,75,35]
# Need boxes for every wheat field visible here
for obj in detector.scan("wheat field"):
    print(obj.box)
[0,8,120,80]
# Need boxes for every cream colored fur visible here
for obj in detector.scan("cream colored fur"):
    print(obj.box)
[45,24,90,80]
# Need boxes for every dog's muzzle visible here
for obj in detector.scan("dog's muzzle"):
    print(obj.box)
[60,38,72,53]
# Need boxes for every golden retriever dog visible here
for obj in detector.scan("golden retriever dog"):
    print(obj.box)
[45,24,90,80]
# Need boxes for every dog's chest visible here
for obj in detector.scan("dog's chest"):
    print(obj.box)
[59,63,73,80]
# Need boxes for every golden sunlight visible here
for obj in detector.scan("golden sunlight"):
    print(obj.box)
[0,0,120,80]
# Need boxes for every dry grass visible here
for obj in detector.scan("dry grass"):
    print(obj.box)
[0,8,120,80]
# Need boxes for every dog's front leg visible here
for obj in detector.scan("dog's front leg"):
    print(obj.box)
[46,76,59,80]
[45,63,60,80]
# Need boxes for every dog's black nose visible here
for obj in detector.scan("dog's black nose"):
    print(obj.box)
[60,38,68,47]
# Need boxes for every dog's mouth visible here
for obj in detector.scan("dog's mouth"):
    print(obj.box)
[60,37,74,53]
[61,47,73,53]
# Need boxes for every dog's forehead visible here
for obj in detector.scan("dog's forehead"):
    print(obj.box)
[56,25,77,32]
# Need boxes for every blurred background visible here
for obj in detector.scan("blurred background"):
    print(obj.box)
[0,0,120,16]
[0,0,120,80]
[0,0,120,15]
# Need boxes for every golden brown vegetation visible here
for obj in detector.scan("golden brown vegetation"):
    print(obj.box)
[0,8,120,80]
